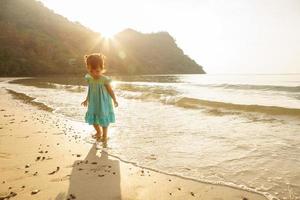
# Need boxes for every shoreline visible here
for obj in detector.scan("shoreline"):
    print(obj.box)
[0,85,268,200]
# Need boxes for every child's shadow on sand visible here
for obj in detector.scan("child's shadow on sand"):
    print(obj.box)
[55,142,121,200]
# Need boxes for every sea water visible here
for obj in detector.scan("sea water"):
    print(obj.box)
[1,74,300,200]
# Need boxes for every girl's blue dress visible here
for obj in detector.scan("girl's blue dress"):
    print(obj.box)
[84,73,115,127]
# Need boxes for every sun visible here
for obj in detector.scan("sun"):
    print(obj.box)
[101,29,116,39]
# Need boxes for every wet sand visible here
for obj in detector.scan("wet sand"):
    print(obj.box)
[0,87,267,200]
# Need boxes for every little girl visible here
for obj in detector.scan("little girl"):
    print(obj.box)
[81,53,118,141]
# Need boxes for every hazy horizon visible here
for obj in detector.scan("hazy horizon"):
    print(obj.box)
[38,0,300,74]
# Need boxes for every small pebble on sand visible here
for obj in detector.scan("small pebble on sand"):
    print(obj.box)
[31,189,40,195]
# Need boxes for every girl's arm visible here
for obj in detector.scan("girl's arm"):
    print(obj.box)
[105,84,118,107]
[81,86,89,107]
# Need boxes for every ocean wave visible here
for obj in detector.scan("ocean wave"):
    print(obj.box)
[116,81,300,93]
[191,83,300,93]
[6,89,54,112]
[45,82,86,93]
[9,79,86,93]
[11,77,300,95]
[116,83,180,96]
[118,91,300,117]
[9,78,300,117]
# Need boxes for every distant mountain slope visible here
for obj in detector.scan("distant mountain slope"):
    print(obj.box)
[0,0,205,76]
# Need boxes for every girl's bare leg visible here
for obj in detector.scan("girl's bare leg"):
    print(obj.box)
[92,124,102,139]
[102,126,108,141]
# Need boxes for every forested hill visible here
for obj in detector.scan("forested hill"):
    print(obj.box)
[0,0,205,76]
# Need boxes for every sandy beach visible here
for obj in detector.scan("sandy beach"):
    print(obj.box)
[0,86,267,200]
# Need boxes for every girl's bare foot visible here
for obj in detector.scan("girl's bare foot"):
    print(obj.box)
[96,136,102,141]
[92,132,102,139]
[100,136,109,142]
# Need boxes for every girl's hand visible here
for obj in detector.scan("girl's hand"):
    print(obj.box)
[81,99,88,107]
[113,100,119,107]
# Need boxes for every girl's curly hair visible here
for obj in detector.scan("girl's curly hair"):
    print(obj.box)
[84,53,106,72]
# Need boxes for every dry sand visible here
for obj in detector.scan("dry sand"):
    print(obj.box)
[0,87,267,200]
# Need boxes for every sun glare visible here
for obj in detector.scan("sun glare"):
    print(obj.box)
[101,29,116,39]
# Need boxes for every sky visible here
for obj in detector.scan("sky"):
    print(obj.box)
[39,0,300,74]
